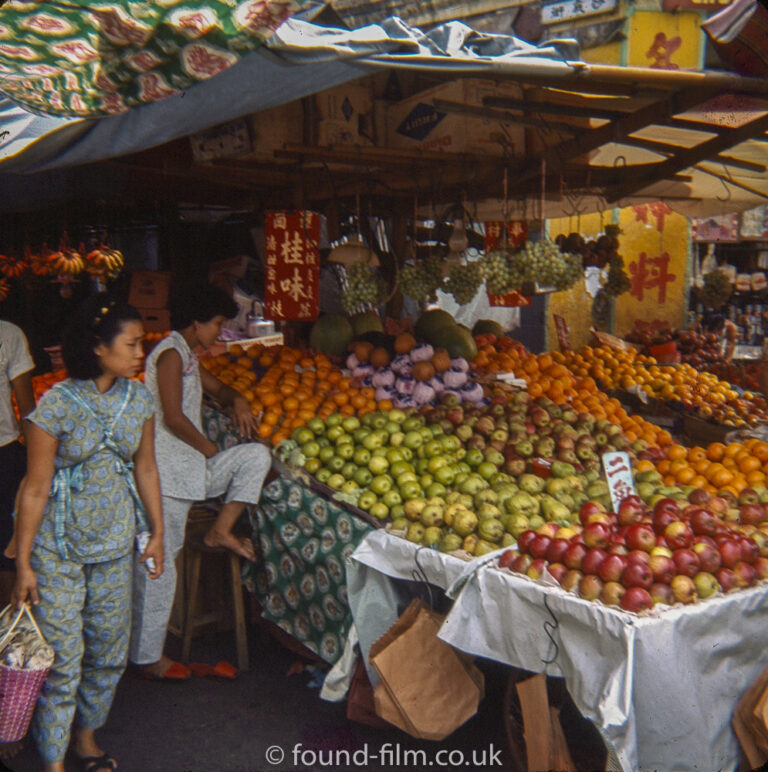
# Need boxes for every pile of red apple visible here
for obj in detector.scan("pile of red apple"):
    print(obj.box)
[498,489,768,613]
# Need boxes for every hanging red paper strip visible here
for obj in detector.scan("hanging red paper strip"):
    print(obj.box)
[264,211,320,321]
[485,220,531,307]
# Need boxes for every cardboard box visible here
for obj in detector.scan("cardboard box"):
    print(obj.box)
[139,308,171,333]
[386,79,526,156]
[314,83,374,147]
[128,271,172,309]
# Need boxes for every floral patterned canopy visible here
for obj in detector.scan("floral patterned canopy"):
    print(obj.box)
[0,0,307,117]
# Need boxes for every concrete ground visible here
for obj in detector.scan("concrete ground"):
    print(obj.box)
[3,620,519,772]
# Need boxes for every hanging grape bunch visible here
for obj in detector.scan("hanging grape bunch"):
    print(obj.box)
[701,269,733,310]
[399,255,445,302]
[604,255,631,297]
[483,250,515,295]
[342,262,386,313]
[443,260,484,305]
[524,240,583,290]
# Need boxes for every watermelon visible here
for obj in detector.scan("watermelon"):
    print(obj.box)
[309,314,353,358]
[472,319,504,338]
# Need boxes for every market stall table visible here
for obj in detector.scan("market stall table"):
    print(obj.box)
[203,404,376,665]
[348,529,768,771]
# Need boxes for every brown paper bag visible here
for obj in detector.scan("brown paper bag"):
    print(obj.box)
[733,662,768,769]
[369,599,484,741]
[516,673,576,772]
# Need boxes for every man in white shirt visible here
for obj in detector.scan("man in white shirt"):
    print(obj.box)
[0,321,35,588]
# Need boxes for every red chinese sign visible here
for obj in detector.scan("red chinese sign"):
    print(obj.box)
[485,220,532,307]
[645,32,682,69]
[632,202,673,233]
[628,251,677,304]
[602,451,637,512]
[553,314,571,351]
[264,211,320,321]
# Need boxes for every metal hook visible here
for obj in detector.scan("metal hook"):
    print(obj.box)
[541,594,560,666]
[411,547,434,609]
[717,173,733,203]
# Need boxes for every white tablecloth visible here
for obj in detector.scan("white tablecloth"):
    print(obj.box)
[348,529,768,772]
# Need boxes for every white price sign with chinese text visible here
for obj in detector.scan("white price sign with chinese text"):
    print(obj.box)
[602,451,637,512]
[542,0,617,24]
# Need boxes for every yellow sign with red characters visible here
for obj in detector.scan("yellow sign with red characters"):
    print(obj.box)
[626,10,703,70]
[614,203,690,336]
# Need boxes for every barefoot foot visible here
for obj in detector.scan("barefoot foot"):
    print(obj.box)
[204,528,256,561]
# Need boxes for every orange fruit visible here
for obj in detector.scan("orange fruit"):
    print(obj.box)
[667,444,688,461]
[706,442,726,462]
[739,456,762,475]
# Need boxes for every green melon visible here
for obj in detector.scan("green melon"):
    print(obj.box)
[309,314,353,358]
[350,311,383,337]
[414,308,456,344]
[472,319,504,338]
[435,324,478,361]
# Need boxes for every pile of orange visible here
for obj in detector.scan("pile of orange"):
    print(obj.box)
[477,341,672,449]
[473,334,529,374]
[13,368,68,420]
[655,439,768,497]
[562,344,766,427]
[202,343,392,446]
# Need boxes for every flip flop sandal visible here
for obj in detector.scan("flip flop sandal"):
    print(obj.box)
[137,661,191,680]
[189,661,238,679]
[78,753,118,772]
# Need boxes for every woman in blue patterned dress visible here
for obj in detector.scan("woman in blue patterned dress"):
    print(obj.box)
[12,295,165,772]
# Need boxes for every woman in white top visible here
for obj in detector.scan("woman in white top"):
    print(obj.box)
[129,283,270,680]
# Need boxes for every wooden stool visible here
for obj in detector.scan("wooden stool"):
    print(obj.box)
[180,530,249,672]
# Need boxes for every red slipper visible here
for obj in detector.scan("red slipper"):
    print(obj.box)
[138,661,191,681]
[189,661,238,679]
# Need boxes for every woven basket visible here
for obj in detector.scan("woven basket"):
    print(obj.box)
[0,604,51,743]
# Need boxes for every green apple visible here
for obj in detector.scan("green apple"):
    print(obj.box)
[403,416,423,432]
[307,417,325,434]
[327,473,345,490]
[404,498,426,521]
[353,447,371,466]
[477,461,498,481]
[336,443,355,461]
[426,482,447,499]
[427,455,448,474]
[304,458,322,474]
[399,482,423,502]
[390,504,406,521]
[416,458,429,475]
[371,414,388,430]
[465,448,484,468]
[342,416,360,433]
[353,427,371,444]
[361,413,375,428]
[341,480,360,495]
[371,447,388,457]
[315,468,332,484]
[354,467,373,487]
[440,435,461,453]
[334,433,353,447]
[327,456,345,473]
[370,501,389,520]
[293,427,314,445]
[425,440,444,458]
[326,412,343,427]
[326,426,344,442]
[388,408,407,423]
[434,465,456,486]
[390,460,414,478]
[368,456,390,475]
[358,490,377,511]
[386,448,405,465]
[371,475,393,495]
[399,447,414,461]
[385,421,401,435]
[428,423,444,437]
[389,431,405,447]
[319,446,335,464]
[382,489,403,508]
[391,517,408,531]
[316,437,331,448]
[419,473,433,488]
[341,462,358,480]
[423,526,443,547]
[362,432,383,451]
[301,440,320,459]
[396,470,418,486]
[418,426,433,443]
[406,522,426,543]
[457,461,471,474]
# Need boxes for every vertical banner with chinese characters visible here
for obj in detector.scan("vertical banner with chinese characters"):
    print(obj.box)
[627,10,702,70]
[485,220,531,307]
[264,211,320,322]
[602,451,638,512]
[615,203,689,336]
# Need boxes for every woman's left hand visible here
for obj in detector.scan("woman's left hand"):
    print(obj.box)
[232,396,258,440]
[142,533,164,579]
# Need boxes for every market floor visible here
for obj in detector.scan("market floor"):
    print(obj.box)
[2,620,519,772]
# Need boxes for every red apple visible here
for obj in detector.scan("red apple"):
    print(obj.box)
[693,571,719,599]
[693,534,717,548]
[670,574,697,604]
[517,530,538,554]
[719,539,742,569]
[649,554,676,584]
[526,558,549,580]
[734,561,757,588]
[598,554,628,583]
[665,521,694,550]
[754,556,768,580]
[651,582,674,605]
[600,581,627,607]
[608,541,629,556]
[672,548,700,578]
[692,542,722,573]
[585,512,616,527]
[578,574,604,601]
[716,567,738,592]
[652,500,680,534]
[620,586,653,613]
[561,569,583,592]
[708,496,728,515]
[689,508,718,537]
[625,524,656,552]
[579,500,606,525]
[622,561,653,590]
[740,537,760,565]
[617,495,645,526]
[688,487,711,506]
[545,538,570,564]
[563,543,588,570]
[627,549,651,566]
[650,545,673,558]
[499,550,517,570]
[583,522,612,550]
[739,503,766,526]
[582,548,609,576]
[538,523,561,538]
[547,562,568,584]
[529,535,552,560]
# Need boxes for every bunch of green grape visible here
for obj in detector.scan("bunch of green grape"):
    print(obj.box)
[482,251,515,295]
[399,256,445,302]
[444,261,483,305]
[604,255,631,297]
[342,262,385,313]
[521,240,583,291]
